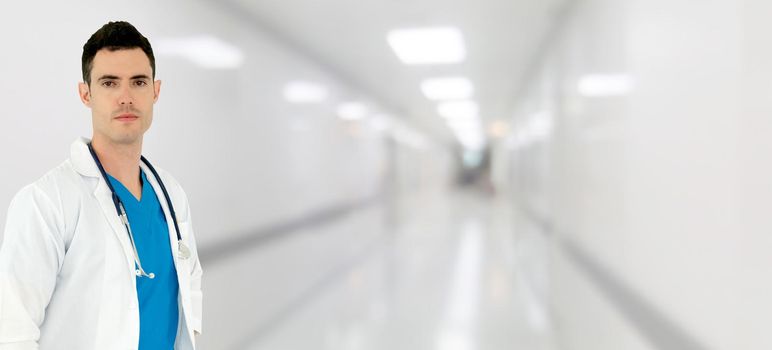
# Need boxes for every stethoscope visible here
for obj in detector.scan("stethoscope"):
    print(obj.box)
[87,142,190,279]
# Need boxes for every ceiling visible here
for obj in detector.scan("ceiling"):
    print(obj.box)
[219,0,569,146]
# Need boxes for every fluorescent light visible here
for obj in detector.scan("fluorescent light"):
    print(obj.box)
[283,81,328,104]
[437,100,479,119]
[420,77,474,100]
[154,35,244,69]
[386,27,466,65]
[578,74,634,97]
[337,102,368,120]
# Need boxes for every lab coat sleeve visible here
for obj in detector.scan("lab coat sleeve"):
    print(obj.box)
[0,185,65,349]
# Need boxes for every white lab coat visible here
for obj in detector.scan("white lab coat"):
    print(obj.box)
[0,138,203,349]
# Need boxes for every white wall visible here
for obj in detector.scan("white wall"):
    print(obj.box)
[0,1,452,348]
[501,0,772,349]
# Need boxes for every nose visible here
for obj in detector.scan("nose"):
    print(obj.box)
[118,85,134,105]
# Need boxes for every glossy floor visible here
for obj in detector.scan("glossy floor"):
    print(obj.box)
[241,189,557,350]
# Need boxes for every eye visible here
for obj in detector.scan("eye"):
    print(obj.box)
[134,80,148,87]
[101,80,117,88]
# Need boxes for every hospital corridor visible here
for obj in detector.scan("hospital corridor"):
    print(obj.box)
[2,0,772,349]
[222,189,557,350]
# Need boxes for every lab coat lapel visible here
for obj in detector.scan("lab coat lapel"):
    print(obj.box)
[69,137,136,274]
[140,161,180,264]
[92,178,137,272]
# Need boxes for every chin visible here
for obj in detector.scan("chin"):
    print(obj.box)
[111,133,143,145]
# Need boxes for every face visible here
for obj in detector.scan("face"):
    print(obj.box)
[78,48,161,147]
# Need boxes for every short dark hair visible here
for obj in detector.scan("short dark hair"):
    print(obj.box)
[81,21,155,84]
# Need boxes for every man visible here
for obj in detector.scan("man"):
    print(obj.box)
[0,21,203,349]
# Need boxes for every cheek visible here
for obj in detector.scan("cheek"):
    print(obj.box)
[144,114,154,129]
[91,95,112,111]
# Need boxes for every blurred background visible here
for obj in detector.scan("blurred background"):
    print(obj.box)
[1,0,771,349]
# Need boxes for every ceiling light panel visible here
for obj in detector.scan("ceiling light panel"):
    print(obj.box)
[577,74,634,97]
[337,102,368,120]
[155,35,244,69]
[387,27,466,65]
[283,81,329,104]
[421,77,474,100]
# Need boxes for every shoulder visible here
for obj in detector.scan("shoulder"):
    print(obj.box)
[15,160,79,206]
[6,160,77,231]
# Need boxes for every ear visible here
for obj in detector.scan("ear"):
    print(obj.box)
[78,82,91,107]
[153,80,162,103]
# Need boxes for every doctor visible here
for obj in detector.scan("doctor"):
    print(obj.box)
[0,21,202,349]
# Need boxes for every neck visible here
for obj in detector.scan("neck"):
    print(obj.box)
[91,136,143,197]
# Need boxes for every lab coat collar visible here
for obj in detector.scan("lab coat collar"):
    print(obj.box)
[70,137,101,178]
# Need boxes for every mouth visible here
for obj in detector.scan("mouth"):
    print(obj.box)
[114,113,139,122]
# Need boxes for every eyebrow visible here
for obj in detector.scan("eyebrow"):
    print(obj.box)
[96,74,151,81]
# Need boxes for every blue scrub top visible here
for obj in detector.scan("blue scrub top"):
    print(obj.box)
[108,171,179,350]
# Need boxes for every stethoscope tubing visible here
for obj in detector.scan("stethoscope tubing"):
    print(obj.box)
[87,142,188,278]
[140,155,182,242]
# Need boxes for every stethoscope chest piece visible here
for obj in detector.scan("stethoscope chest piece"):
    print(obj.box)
[178,241,191,260]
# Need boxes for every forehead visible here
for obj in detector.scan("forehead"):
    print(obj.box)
[91,48,152,77]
